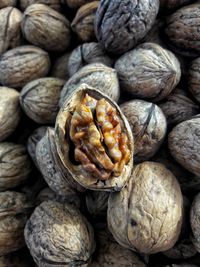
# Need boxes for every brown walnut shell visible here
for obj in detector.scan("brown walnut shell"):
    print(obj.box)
[24,200,96,267]
[0,45,50,88]
[51,52,71,80]
[20,77,65,124]
[188,57,200,103]
[36,187,56,205]
[0,191,33,255]
[55,84,134,191]
[108,162,183,254]
[20,0,62,11]
[95,0,159,55]
[60,63,120,106]
[0,7,22,55]
[120,99,167,162]
[21,4,71,52]
[115,42,181,102]
[169,117,200,177]
[0,0,16,8]
[0,87,21,142]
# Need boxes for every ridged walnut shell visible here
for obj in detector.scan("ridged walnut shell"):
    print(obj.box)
[24,200,96,267]
[108,162,183,254]
[20,0,62,11]
[0,191,33,255]
[0,7,22,55]
[0,0,16,8]
[21,4,71,52]
[55,84,134,191]
[60,63,120,106]
[188,57,200,103]
[0,45,50,88]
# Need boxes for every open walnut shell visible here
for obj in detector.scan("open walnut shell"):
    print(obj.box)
[55,84,134,191]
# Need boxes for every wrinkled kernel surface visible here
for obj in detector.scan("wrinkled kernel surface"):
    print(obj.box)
[70,94,130,180]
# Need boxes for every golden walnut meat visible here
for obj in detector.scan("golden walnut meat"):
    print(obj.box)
[20,0,62,11]
[108,162,183,254]
[24,200,96,267]
[0,191,33,255]
[115,43,181,102]
[169,117,200,177]
[0,0,16,8]
[0,7,22,55]
[188,57,200,103]
[21,4,71,52]
[0,142,31,191]
[0,87,21,142]
[0,45,50,88]
[55,84,134,191]
[120,100,167,162]
[165,4,200,57]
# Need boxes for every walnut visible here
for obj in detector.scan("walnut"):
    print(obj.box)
[168,117,200,177]
[0,45,50,88]
[0,143,31,191]
[0,191,33,255]
[115,43,181,102]
[36,187,56,205]
[0,0,16,8]
[20,0,62,11]
[190,193,200,253]
[51,52,71,80]
[0,7,22,55]
[20,77,65,124]
[120,100,167,162]
[108,162,183,254]
[0,87,21,142]
[188,57,200,103]
[24,200,96,266]
[59,63,120,106]
[95,0,159,55]
[68,42,113,77]
[21,4,71,52]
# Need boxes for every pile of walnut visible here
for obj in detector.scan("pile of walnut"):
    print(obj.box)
[0,0,200,266]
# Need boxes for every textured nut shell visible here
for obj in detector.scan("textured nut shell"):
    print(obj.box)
[190,193,200,253]
[169,118,200,176]
[108,162,183,254]
[56,84,134,191]
[21,4,71,52]
[0,191,33,255]
[64,0,94,9]
[86,191,109,218]
[159,88,199,126]
[120,100,167,162]
[24,200,95,267]
[0,45,50,88]
[60,63,120,106]
[0,7,22,55]
[20,0,61,11]
[0,0,16,8]
[165,4,200,57]
[20,77,65,124]
[95,0,159,55]
[68,42,113,77]
[72,1,99,42]
[115,43,181,101]
[188,57,200,103]
[0,143,31,191]
[36,127,85,194]
[0,87,21,141]
[51,52,71,80]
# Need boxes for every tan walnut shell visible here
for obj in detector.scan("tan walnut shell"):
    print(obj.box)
[0,87,21,142]
[21,4,71,52]
[0,0,17,8]
[188,57,200,103]
[55,84,134,191]
[0,7,22,55]
[108,162,183,254]
[0,191,33,256]
[0,45,50,88]
[24,200,96,267]
[20,0,62,11]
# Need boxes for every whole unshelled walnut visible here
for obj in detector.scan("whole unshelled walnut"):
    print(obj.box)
[0,191,33,255]
[169,117,200,177]
[120,100,167,162]
[95,0,159,55]
[0,45,50,88]
[0,143,31,191]
[51,52,71,80]
[24,200,96,267]
[115,42,181,101]
[72,1,99,42]
[21,4,71,52]
[20,0,62,11]
[0,0,16,8]
[68,42,113,77]
[108,162,183,254]
[0,7,22,55]
[165,4,200,57]
[188,57,200,103]
[20,77,65,124]
[0,87,21,142]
